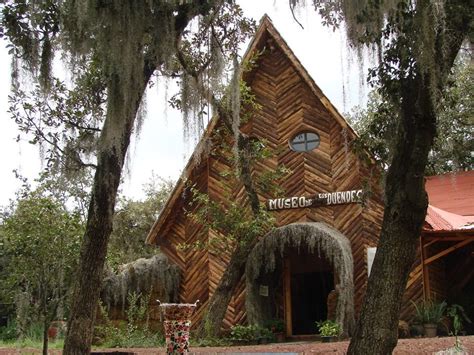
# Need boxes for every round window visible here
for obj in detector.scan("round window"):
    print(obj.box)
[289,131,320,152]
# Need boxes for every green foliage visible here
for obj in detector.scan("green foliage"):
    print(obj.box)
[8,64,105,176]
[0,321,65,349]
[316,319,342,337]
[429,59,474,174]
[411,300,447,325]
[0,322,17,341]
[107,175,174,268]
[229,324,273,342]
[348,59,474,175]
[97,292,164,348]
[179,68,290,254]
[183,186,275,254]
[446,303,471,350]
[0,188,82,339]
[264,318,285,333]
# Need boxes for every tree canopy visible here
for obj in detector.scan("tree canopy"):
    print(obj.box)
[349,58,473,174]
[0,188,83,354]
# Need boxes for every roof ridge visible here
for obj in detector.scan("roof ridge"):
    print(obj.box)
[146,15,365,245]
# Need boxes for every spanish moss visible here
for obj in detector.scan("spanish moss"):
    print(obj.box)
[246,222,355,334]
[101,254,180,311]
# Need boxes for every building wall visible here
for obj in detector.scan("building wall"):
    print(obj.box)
[155,32,423,329]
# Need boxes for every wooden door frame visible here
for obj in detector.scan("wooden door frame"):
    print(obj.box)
[283,257,292,336]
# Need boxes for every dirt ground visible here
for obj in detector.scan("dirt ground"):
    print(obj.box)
[1,336,473,354]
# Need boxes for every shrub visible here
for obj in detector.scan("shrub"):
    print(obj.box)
[316,320,342,337]
[0,322,17,341]
[412,300,447,324]
[96,292,165,348]
[230,324,273,343]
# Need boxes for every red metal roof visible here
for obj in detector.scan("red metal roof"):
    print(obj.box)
[424,171,474,232]
[425,170,474,216]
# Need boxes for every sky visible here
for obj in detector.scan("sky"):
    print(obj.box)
[0,1,371,206]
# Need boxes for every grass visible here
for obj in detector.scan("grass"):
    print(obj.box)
[0,338,64,349]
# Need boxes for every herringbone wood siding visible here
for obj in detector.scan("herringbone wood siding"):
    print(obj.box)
[153,22,423,329]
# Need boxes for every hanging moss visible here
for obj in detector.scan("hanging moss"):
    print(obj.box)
[101,253,180,311]
[246,222,355,334]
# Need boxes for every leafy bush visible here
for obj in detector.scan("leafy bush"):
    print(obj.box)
[96,292,165,348]
[412,300,447,324]
[0,322,17,341]
[229,324,273,343]
[316,320,342,337]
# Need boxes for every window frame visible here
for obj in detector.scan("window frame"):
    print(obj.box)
[288,131,320,152]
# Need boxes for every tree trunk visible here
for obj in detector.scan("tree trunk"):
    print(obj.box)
[347,84,435,354]
[62,5,210,352]
[42,318,49,355]
[200,243,255,337]
[347,2,471,353]
[63,71,151,354]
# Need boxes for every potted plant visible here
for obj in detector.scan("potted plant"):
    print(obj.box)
[411,300,447,337]
[316,320,342,343]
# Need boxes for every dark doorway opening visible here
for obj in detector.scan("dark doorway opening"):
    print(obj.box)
[291,271,334,335]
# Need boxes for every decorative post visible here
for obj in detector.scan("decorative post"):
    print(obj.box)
[158,300,199,354]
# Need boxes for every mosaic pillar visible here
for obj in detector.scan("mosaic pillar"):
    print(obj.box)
[158,301,198,355]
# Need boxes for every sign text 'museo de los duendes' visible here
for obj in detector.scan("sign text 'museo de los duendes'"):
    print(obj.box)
[266,189,363,211]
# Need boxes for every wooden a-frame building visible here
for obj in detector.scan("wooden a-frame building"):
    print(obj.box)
[146,16,474,336]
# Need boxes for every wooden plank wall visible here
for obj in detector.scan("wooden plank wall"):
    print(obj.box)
[205,39,388,326]
[157,164,210,325]
[156,31,425,328]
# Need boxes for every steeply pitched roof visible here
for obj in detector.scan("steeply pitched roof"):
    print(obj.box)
[145,15,358,245]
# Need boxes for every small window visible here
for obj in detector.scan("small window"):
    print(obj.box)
[289,131,320,152]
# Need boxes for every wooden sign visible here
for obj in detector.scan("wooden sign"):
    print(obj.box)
[266,189,363,211]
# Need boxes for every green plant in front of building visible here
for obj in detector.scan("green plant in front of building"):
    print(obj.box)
[316,319,342,337]
[446,304,471,351]
[411,299,447,337]
[411,300,447,325]
[95,292,164,348]
[229,324,274,344]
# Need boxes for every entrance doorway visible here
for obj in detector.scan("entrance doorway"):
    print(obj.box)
[285,251,334,336]
[245,222,355,336]
[291,271,333,334]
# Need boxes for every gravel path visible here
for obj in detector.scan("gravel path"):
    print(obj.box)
[1,335,473,354]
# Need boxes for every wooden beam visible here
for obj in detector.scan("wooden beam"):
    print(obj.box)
[420,237,431,300]
[423,238,443,249]
[424,239,474,266]
[406,271,422,289]
[283,257,292,337]
[423,234,474,241]
[407,237,473,291]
